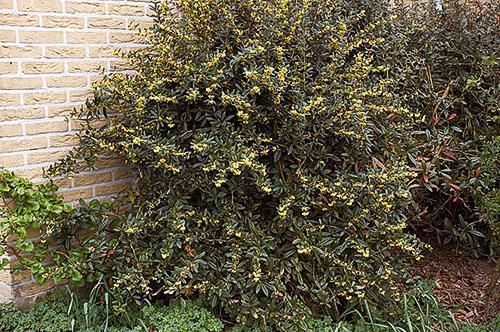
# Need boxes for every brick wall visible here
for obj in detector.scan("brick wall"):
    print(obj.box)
[0,0,156,306]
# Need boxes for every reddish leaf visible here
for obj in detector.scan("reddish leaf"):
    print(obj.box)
[449,183,461,191]
[442,151,456,158]
[453,197,459,203]
[372,157,386,170]
[184,245,194,257]
[475,167,481,178]
[423,174,429,183]
[391,114,397,121]
[448,113,457,120]
[459,197,470,209]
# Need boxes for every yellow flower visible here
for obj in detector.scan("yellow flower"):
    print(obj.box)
[214,178,226,187]
[249,86,261,95]
[229,162,241,175]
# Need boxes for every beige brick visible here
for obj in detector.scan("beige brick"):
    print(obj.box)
[16,280,54,298]
[69,89,93,102]
[94,157,123,169]
[51,177,71,188]
[67,31,107,44]
[110,60,132,71]
[0,137,47,153]
[26,120,68,135]
[33,177,70,189]
[0,94,19,106]
[89,73,104,85]
[0,62,18,75]
[19,30,64,43]
[0,45,42,58]
[74,172,112,186]
[0,30,16,43]
[0,107,45,121]
[95,181,130,196]
[17,0,62,12]
[0,123,22,137]
[28,149,68,164]
[0,13,39,27]
[49,134,78,147]
[48,105,78,117]
[69,118,83,130]
[128,17,154,30]
[87,17,126,29]
[24,91,66,104]
[46,76,87,88]
[90,45,123,58]
[23,62,64,74]
[65,1,106,14]
[113,168,131,180]
[68,61,106,73]
[128,46,143,53]
[109,3,144,16]
[60,187,92,201]
[0,264,32,285]
[0,0,13,10]
[0,283,13,299]
[109,32,142,43]
[45,46,86,58]
[0,77,43,90]
[15,167,45,179]
[42,16,84,28]
[146,4,157,17]
[0,154,24,167]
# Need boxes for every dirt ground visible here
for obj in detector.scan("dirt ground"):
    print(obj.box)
[413,246,499,324]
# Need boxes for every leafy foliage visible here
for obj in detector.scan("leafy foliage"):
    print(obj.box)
[376,0,499,254]
[473,130,500,256]
[0,169,73,281]
[47,0,425,329]
[0,169,111,285]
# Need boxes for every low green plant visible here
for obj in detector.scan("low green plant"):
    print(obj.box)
[142,301,223,332]
[0,278,497,332]
[0,296,72,332]
[0,290,223,332]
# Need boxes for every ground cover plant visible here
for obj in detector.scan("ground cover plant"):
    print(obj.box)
[0,289,223,332]
[0,283,498,332]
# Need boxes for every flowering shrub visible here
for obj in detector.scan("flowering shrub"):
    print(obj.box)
[376,0,499,253]
[45,0,426,329]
